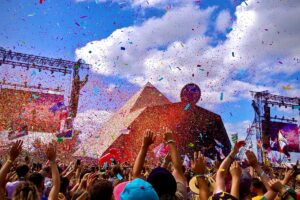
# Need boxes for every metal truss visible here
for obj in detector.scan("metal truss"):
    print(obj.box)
[0,80,64,93]
[250,90,300,164]
[0,47,90,74]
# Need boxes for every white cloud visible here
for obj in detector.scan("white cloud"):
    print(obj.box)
[215,10,231,33]
[75,0,195,8]
[76,0,300,106]
[74,109,112,141]
[224,120,252,140]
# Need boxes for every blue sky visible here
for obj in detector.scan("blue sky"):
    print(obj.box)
[1,0,299,161]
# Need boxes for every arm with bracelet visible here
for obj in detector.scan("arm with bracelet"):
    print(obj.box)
[191,151,209,200]
[164,129,186,184]
[215,140,245,193]
[246,150,277,200]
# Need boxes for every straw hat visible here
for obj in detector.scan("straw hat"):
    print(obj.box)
[189,175,215,194]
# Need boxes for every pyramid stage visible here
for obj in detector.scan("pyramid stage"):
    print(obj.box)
[74,83,231,163]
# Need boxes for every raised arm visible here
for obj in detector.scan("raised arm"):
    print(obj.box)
[191,151,209,200]
[215,140,245,192]
[246,150,277,200]
[164,129,185,183]
[268,179,296,200]
[46,143,60,200]
[229,161,242,199]
[0,140,23,199]
[132,130,155,179]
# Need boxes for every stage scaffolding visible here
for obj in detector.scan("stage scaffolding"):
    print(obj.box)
[240,91,300,164]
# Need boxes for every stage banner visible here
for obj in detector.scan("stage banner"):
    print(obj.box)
[0,88,64,133]
[262,121,299,153]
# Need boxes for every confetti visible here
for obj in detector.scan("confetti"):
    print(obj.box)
[184,103,190,110]
[292,105,300,109]
[89,50,92,53]
[28,13,35,17]
[116,173,123,180]
[158,77,164,81]
[188,143,194,148]
[232,52,235,57]
[220,92,224,100]
[75,22,80,27]
[32,94,39,100]
[220,168,225,172]
[80,16,87,18]
[120,47,126,50]
[57,137,63,143]
[282,85,292,90]
[166,5,169,12]
[93,86,99,94]
[39,0,43,4]
[278,61,283,64]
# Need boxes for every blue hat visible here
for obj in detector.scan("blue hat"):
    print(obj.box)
[120,178,159,200]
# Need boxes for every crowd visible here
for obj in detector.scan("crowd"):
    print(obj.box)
[0,129,299,200]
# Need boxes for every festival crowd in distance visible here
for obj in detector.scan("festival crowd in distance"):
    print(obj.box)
[0,129,299,200]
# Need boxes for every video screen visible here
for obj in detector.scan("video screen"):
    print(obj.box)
[262,121,299,152]
[0,88,64,133]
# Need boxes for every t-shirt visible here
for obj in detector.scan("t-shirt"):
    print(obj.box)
[175,182,188,200]
[252,195,264,200]
[6,180,23,199]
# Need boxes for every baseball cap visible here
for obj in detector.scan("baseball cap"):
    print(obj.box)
[114,181,129,200]
[120,178,159,200]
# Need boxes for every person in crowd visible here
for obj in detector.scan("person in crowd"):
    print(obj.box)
[0,129,299,200]
[0,140,60,200]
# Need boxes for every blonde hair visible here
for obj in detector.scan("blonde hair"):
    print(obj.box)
[12,181,40,200]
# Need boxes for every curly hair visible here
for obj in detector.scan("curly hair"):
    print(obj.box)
[12,181,40,200]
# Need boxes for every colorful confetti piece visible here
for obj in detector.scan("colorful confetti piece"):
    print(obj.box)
[220,92,224,100]
[282,85,292,90]
[184,103,190,110]
[292,105,300,109]
[188,143,194,148]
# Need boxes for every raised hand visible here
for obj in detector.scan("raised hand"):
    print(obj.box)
[191,151,206,174]
[163,128,173,142]
[86,173,98,191]
[282,169,294,185]
[9,140,23,161]
[245,150,258,167]
[232,140,246,154]
[268,179,284,193]
[45,143,57,162]
[230,161,242,178]
[142,130,156,147]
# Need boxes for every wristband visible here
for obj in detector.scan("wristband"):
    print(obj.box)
[195,173,205,178]
[166,140,175,144]
[259,171,265,177]
[50,160,56,164]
